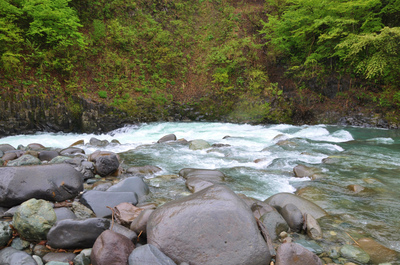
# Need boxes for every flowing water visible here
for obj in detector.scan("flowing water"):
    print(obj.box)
[1,122,399,253]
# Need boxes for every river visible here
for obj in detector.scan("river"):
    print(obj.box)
[1,122,399,253]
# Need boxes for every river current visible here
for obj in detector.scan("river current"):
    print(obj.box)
[1,122,399,253]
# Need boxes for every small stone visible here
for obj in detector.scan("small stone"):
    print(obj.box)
[347,184,365,193]
[71,201,96,220]
[32,255,43,265]
[42,252,77,263]
[0,247,37,265]
[10,237,30,250]
[0,221,12,247]
[157,134,177,143]
[305,213,323,240]
[13,199,56,241]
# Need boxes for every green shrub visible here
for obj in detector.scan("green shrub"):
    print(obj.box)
[98,90,107,98]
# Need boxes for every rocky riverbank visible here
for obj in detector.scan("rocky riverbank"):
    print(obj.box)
[0,134,399,265]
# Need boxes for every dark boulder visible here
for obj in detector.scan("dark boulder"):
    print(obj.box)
[0,164,84,207]
[47,218,110,249]
[128,244,177,265]
[91,230,135,265]
[147,185,270,265]
[79,190,138,218]
[107,177,149,203]
[95,153,120,177]
[54,207,77,221]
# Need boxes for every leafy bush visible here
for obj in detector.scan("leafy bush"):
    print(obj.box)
[98,90,107,98]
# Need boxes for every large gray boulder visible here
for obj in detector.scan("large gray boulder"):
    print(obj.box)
[0,144,15,153]
[79,190,138,218]
[47,218,110,249]
[107,177,149,203]
[147,185,270,265]
[129,244,177,265]
[265,192,327,219]
[275,243,323,265]
[157,134,177,143]
[0,164,84,207]
[0,247,37,265]
[13,199,56,241]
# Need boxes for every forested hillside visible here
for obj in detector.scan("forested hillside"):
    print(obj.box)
[1,0,399,127]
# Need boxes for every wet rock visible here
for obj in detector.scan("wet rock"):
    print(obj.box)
[13,199,56,240]
[293,164,317,178]
[179,168,225,182]
[280,203,303,232]
[294,239,324,254]
[47,218,110,249]
[275,243,323,265]
[76,161,95,180]
[0,144,15,153]
[71,201,96,219]
[260,210,289,241]
[251,201,275,219]
[347,184,365,193]
[357,237,399,264]
[10,237,30,250]
[157,134,177,143]
[265,192,327,219]
[340,244,370,264]
[60,147,85,156]
[42,252,77,263]
[2,150,24,161]
[73,250,91,265]
[91,230,135,265]
[147,185,271,265]
[0,164,84,207]
[70,140,84,147]
[305,213,323,240]
[32,255,43,265]
[128,244,177,265]
[185,176,214,193]
[54,207,77,221]
[189,139,211,150]
[6,154,41,166]
[130,209,154,236]
[0,247,37,265]
[27,143,46,151]
[113,202,143,226]
[79,190,138,218]
[0,221,12,247]
[93,153,120,177]
[126,165,162,175]
[38,150,59,161]
[89,137,109,147]
[111,223,137,242]
[33,244,52,257]
[107,177,149,202]
[49,156,71,164]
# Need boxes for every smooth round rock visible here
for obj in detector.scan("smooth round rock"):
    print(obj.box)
[179,168,225,182]
[130,209,154,236]
[0,144,15,153]
[95,154,120,177]
[280,203,304,232]
[128,244,177,265]
[157,134,177,143]
[357,237,399,264]
[147,185,270,265]
[275,243,323,265]
[185,176,214,193]
[0,247,37,265]
[54,207,77,221]
[189,139,211,150]
[265,192,327,219]
[91,230,135,265]
[38,151,60,162]
[260,210,289,240]
[13,199,56,240]
[42,252,77,263]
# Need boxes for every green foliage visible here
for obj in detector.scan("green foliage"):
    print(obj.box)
[261,0,400,84]
[98,90,107,98]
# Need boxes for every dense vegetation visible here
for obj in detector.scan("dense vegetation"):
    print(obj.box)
[0,0,399,124]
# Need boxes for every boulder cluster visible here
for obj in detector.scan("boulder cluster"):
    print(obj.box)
[0,135,398,265]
